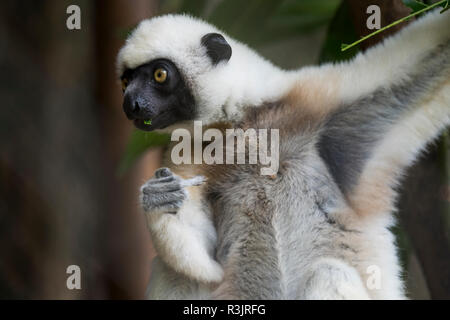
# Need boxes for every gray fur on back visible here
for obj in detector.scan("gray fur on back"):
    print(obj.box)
[207,126,351,299]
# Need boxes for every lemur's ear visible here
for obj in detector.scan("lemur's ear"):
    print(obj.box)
[201,33,232,65]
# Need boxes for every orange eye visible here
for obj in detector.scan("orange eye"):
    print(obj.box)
[121,78,129,92]
[154,68,167,83]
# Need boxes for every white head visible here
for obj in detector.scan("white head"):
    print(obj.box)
[116,14,289,132]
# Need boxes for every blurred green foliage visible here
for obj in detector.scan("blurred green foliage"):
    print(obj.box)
[162,0,341,46]
[319,1,358,62]
[117,130,170,176]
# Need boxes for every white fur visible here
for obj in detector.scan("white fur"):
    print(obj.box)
[302,258,370,300]
[117,10,450,299]
[117,14,293,127]
[335,10,450,103]
[117,11,450,126]
[146,257,212,299]
[142,177,223,284]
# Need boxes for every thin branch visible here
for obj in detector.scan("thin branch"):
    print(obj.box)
[341,0,448,51]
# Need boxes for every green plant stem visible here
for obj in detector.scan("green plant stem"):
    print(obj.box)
[341,0,448,51]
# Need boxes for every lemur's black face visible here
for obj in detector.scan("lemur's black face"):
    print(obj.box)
[120,32,232,131]
[121,59,195,131]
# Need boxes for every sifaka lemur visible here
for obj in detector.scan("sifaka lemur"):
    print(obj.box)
[116,10,450,299]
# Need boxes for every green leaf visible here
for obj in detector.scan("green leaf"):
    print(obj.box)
[117,130,170,176]
[402,0,427,13]
[320,1,359,63]
[441,0,450,13]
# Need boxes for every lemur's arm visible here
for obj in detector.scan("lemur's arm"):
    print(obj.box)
[337,9,449,103]
[310,10,450,216]
[146,256,213,299]
[141,167,223,286]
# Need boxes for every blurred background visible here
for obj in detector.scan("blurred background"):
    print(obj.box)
[0,0,448,299]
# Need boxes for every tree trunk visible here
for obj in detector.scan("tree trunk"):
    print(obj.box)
[94,0,160,299]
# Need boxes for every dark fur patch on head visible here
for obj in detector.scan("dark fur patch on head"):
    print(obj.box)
[201,33,232,65]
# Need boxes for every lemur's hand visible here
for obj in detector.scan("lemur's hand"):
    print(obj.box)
[140,167,205,214]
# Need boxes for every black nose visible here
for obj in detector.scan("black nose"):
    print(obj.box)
[123,94,142,120]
